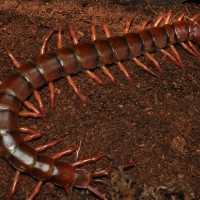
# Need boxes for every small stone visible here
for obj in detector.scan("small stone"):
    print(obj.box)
[170,136,187,154]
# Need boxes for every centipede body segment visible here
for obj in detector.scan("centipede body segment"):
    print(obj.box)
[0,11,199,199]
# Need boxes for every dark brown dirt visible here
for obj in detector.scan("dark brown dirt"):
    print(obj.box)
[0,1,199,200]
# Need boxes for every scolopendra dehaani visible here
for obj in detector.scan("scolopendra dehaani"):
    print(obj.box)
[0,10,199,200]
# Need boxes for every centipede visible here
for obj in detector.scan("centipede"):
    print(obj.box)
[0,10,199,200]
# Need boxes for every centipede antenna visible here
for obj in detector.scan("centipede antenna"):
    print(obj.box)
[132,57,159,77]
[5,46,21,68]
[66,75,86,101]
[145,53,163,74]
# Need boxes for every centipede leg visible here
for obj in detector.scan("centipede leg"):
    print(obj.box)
[57,26,85,101]
[91,23,115,83]
[25,139,64,200]
[68,24,79,45]
[57,25,63,49]
[180,42,199,57]
[33,90,44,114]
[23,101,40,114]
[66,76,86,101]
[7,171,21,200]
[19,110,46,118]
[53,150,107,199]
[68,24,105,87]
[72,154,134,199]
[102,23,133,83]
[145,53,163,74]
[5,46,20,68]
[85,70,105,86]
[19,127,42,142]
[159,12,186,69]
[100,66,116,84]
[169,45,184,68]
[139,18,151,31]
[28,145,79,200]
[154,11,185,69]
[23,132,41,142]
[176,13,199,57]
[116,62,133,84]
[19,127,41,135]
[139,20,163,74]
[132,57,159,77]
[187,41,200,56]
[177,12,185,21]
[40,28,57,108]
[153,11,171,27]
[5,47,42,114]
[124,18,133,34]
[155,11,185,69]
[7,135,60,199]
[73,152,106,167]
[160,49,184,70]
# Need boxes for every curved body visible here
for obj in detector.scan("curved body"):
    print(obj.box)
[0,16,199,199]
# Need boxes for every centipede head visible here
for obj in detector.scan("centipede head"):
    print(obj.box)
[74,169,92,188]
[72,169,107,199]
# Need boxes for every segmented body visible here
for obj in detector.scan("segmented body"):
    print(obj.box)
[0,13,199,199]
